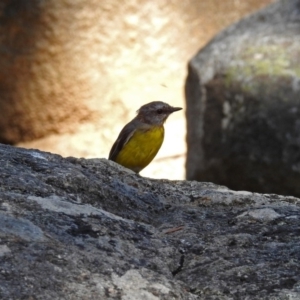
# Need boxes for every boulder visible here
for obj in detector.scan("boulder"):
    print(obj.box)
[185,0,300,196]
[0,143,300,299]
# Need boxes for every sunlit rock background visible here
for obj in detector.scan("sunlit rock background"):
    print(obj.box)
[0,0,273,179]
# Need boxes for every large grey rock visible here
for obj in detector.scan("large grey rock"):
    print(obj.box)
[1,143,300,299]
[185,0,300,197]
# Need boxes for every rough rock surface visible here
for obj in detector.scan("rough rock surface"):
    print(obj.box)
[185,0,300,196]
[0,143,300,299]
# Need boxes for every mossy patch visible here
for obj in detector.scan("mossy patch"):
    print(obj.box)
[224,44,300,94]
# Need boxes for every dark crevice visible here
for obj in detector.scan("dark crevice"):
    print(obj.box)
[67,218,99,238]
[172,255,185,276]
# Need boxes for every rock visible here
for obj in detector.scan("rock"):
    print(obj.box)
[0,0,189,145]
[0,143,300,299]
[185,0,300,196]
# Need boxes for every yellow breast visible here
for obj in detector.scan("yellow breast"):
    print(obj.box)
[115,126,164,172]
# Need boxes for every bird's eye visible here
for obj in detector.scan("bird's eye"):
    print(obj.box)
[157,109,163,114]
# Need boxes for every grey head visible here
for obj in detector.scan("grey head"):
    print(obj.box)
[136,101,182,126]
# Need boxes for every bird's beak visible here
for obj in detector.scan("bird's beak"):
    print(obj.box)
[170,106,182,113]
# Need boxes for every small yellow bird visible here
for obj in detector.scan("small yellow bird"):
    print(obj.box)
[109,101,182,173]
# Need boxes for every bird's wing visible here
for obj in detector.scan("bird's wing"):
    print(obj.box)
[108,122,137,161]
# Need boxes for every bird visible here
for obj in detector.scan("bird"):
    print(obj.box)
[109,101,182,173]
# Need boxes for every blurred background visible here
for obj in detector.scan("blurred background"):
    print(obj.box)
[0,0,274,179]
